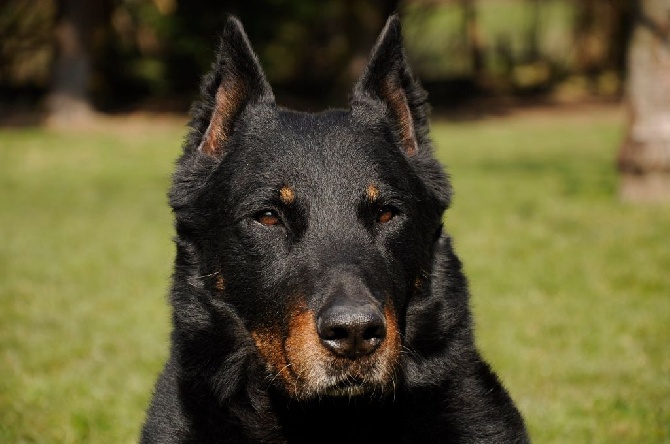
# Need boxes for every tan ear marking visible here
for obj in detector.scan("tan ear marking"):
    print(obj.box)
[380,77,418,157]
[199,79,247,157]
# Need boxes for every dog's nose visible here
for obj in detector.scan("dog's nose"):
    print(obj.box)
[316,303,386,358]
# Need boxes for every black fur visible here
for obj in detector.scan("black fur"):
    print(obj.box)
[141,15,529,443]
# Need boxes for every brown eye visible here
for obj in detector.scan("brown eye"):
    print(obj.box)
[256,210,282,226]
[376,207,396,224]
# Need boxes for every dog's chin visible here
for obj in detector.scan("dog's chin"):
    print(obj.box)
[304,374,395,400]
[324,385,372,398]
[322,382,370,398]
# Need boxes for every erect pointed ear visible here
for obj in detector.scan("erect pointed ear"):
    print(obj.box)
[196,16,275,157]
[352,15,428,157]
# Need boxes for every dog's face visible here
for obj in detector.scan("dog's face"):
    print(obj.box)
[171,17,450,400]
[210,111,439,399]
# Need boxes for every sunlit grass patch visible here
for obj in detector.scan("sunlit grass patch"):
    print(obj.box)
[0,108,668,442]
[433,111,670,443]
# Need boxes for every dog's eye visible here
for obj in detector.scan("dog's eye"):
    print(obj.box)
[255,210,282,227]
[376,206,396,224]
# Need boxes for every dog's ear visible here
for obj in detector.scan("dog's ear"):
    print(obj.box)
[196,16,274,157]
[352,15,428,157]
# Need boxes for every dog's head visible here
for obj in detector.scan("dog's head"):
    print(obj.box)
[170,16,451,401]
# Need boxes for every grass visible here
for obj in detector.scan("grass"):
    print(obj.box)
[1,108,668,442]
[0,122,180,442]
[433,110,670,442]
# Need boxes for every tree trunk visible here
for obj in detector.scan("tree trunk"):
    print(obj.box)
[45,0,98,123]
[618,0,670,201]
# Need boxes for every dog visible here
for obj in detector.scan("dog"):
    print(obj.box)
[141,15,529,443]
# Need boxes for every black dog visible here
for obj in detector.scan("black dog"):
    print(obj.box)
[141,15,528,443]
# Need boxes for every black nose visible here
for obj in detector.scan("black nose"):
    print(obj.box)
[317,303,386,358]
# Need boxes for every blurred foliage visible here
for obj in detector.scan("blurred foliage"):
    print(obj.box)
[404,0,632,98]
[0,0,55,98]
[0,0,632,111]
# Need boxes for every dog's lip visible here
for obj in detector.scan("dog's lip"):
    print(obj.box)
[323,384,368,397]
[322,378,369,397]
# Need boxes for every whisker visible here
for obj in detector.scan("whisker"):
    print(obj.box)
[266,363,292,389]
[186,271,221,288]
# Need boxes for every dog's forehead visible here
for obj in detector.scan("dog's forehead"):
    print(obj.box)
[273,108,369,155]
[237,108,399,191]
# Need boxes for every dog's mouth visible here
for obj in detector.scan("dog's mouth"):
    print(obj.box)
[288,355,399,400]
[323,378,369,397]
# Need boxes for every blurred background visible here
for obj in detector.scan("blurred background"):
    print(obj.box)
[0,0,636,113]
[1,0,669,442]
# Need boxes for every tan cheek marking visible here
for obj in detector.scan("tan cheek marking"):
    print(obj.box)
[366,184,380,201]
[251,329,288,377]
[284,309,328,383]
[279,186,295,205]
[382,303,401,365]
[251,305,326,396]
[215,275,225,292]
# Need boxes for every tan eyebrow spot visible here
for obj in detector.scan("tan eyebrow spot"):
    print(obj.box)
[366,184,380,201]
[280,186,295,204]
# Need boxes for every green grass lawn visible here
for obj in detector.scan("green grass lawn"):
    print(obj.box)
[1,109,668,443]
